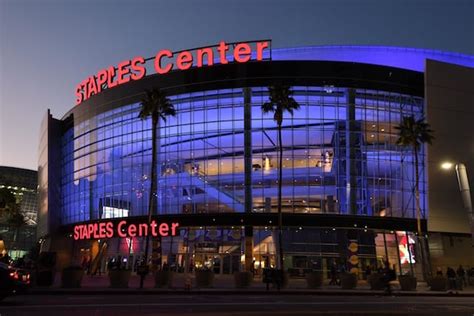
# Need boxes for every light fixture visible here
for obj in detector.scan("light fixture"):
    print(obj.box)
[441,161,454,170]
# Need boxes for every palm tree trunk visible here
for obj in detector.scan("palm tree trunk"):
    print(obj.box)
[277,124,284,271]
[140,115,158,289]
[414,146,421,235]
[414,145,429,280]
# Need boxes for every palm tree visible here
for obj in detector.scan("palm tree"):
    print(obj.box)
[7,209,26,243]
[0,188,26,245]
[138,88,176,288]
[395,115,434,278]
[262,85,300,271]
[0,188,16,222]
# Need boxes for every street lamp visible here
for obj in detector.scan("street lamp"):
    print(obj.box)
[441,161,474,247]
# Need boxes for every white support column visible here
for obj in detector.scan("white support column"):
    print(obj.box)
[455,163,474,247]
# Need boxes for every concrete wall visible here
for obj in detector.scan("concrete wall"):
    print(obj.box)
[37,110,63,238]
[425,60,474,234]
[429,232,474,271]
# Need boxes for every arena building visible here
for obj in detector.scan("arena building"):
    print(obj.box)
[37,41,474,279]
[0,166,38,259]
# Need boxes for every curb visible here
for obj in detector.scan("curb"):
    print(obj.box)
[26,289,474,297]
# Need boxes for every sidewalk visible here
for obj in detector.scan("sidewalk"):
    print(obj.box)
[28,273,474,297]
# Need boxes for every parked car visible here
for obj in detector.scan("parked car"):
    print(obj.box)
[0,262,30,301]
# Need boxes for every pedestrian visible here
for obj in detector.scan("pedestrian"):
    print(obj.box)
[263,268,272,291]
[365,265,372,280]
[383,261,395,295]
[436,267,443,276]
[446,266,457,293]
[250,260,256,276]
[456,265,466,289]
[469,267,474,286]
[329,262,338,285]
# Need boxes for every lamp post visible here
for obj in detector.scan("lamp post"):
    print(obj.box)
[441,162,474,247]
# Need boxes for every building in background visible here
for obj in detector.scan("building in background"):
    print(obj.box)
[37,43,474,278]
[0,166,38,259]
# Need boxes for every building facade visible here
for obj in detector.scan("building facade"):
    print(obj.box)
[38,43,474,277]
[0,166,38,259]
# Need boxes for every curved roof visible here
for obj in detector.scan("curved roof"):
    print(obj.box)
[272,45,474,72]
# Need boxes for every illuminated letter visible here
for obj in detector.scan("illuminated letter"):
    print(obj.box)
[96,70,108,93]
[128,224,137,237]
[131,56,146,80]
[171,222,179,236]
[159,223,169,237]
[217,41,229,64]
[75,85,83,105]
[176,51,193,70]
[234,43,251,63]
[99,222,107,238]
[117,60,131,84]
[88,224,95,239]
[154,50,173,74]
[81,225,88,239]
[81,78,89,102]
[74,225,80,240]
[197,48,214,67]
[138,223,148,236]
[107,66,118,88]
[117,220,127,238]
[150,220,158,237]
[106,222,114,238]
[87,76,98,98]
[256,41,269,61]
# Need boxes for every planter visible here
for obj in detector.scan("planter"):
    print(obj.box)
[36,269,55,287]
[61,266,84,288]
[195,270,214,288]
[155,270,174,288]
[367,273,385,290]
[234,271,253,288]
[108,270,131,288]
[429,276,447,291]
[340,272,357,289]
[305,271,323,289]
[398,275,417,291]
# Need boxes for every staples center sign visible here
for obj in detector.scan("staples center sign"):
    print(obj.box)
[75,40,271,105]
[73,220,180,240]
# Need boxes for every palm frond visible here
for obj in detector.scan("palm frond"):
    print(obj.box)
[138,88,176,122]
[261,85,301,123]
[395,115,435,149]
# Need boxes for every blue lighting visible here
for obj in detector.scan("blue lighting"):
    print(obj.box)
[272,46,474,72]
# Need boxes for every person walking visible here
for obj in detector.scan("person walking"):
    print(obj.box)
[383,261,395,295]
[447,266,457,293]
[365,265,372,280]
[329,262,338,285]
[456,265,466,289]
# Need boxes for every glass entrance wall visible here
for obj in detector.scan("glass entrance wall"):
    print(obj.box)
[70,226,413,278]
[59,86,426,225]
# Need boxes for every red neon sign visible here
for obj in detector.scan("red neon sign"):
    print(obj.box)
[75,40,270,105]
[73,220,180,240]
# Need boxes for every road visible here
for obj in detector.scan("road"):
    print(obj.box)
[1,294,473,315]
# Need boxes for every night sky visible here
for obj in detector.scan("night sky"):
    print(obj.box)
[1,0,473,170]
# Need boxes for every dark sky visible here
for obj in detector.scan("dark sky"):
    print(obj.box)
[1,0,473,170]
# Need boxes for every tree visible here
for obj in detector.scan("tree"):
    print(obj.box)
[7,209,26,243]
[0,188,25,243]
[0,188,16,222]
[395,115,434,278]
[262,85,300,271]
[138,88,176,288]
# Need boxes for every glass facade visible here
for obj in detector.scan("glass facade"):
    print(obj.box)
[60,86,426,224]
[0,166,38,259]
